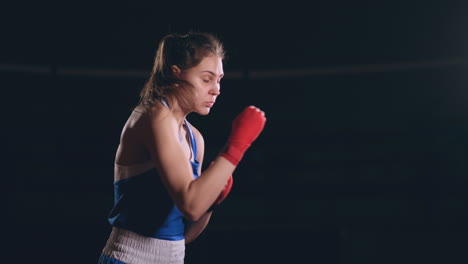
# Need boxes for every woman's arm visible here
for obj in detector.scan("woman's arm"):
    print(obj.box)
[184,211,213,244]
[146,106,234,222]
[186,123,236,243]
[146,105,265,222]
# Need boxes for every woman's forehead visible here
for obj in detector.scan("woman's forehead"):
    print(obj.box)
[194,55,224,75]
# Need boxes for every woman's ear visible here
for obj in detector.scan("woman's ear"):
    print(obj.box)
[171,65,181,78]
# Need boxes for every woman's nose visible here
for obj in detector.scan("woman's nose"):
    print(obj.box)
[210,84,220,95]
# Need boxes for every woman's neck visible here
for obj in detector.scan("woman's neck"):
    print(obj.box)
[162,96,189,128]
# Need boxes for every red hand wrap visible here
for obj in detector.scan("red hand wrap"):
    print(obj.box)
[220,106,266,165]
[214,175,233,206]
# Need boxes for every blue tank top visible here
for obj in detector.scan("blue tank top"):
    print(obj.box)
[107,102,200,241]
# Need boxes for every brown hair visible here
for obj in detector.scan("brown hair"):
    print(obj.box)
[139,32,225,109]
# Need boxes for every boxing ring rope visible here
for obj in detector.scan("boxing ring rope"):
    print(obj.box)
[0,57,465,79]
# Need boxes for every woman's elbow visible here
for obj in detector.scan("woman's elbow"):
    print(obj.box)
[179,205,205,222]
[175,191,208,222]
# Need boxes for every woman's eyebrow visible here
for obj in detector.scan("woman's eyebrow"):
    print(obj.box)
[200,71,224,77]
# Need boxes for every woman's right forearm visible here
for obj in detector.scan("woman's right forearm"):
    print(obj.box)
[181,156,235,221]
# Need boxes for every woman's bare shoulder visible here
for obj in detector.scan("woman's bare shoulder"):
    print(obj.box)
[186,121,205,155]
[121,102,174,140]
[187,122,204,141]
[146,102,174,122]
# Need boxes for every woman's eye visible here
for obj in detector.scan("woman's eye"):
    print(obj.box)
[203,79,210,83]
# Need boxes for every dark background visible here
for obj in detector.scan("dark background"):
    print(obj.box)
[3,1,468,263]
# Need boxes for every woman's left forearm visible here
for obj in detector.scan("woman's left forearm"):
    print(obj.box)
[185,211,213,244]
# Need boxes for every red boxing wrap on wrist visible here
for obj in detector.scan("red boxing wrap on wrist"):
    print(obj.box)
[208,175,233,212]
[214,175,233,206]
[220,106,266,165]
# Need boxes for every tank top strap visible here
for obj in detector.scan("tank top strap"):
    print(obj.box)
[159,97,198,161]
[184,120,198,162]
[160,97,170,108]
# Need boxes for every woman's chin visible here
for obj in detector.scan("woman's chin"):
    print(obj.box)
[196,108,211,116]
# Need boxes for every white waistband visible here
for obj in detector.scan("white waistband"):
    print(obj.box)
[102,227,185,264]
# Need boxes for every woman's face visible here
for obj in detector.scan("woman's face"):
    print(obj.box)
[177,54,224,115]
